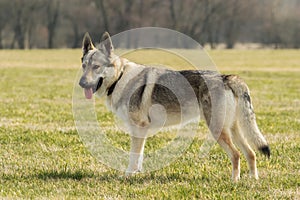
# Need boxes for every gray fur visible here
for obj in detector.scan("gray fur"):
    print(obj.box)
[79,32,270,181]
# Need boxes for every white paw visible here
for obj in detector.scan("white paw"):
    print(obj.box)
[125,169,141,177]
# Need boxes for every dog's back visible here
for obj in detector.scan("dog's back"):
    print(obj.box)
[79,32,270,181]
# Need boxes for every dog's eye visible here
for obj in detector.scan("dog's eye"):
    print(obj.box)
[93,65,100,70]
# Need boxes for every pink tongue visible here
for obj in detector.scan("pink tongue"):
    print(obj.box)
[84,88,93,99]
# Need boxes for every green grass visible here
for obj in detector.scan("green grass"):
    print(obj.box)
[0,49,299,199]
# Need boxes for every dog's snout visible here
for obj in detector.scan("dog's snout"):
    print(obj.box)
[79,77,87,88]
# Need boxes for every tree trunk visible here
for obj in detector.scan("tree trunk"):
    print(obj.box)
[0,31,2,49]
[169,0,177,29]
[47,1,60,48]
[224,0,239,49]
[71,21,79,48]
[96,0,109,31]
[15,16,25,49]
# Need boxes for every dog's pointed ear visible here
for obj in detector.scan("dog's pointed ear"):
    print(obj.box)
[100,32,114,56]
[82,32,94,56]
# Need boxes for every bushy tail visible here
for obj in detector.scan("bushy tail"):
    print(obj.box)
[223,75,270,157]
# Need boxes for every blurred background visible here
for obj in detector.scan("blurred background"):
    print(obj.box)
[0,0,299,49]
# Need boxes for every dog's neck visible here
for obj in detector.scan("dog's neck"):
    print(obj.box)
[107,71,123,96]
[106,56,126,96]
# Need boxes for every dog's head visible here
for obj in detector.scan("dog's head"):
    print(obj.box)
[79,32,118,99]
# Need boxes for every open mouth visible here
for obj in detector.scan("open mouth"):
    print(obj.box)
[83,77,103,99]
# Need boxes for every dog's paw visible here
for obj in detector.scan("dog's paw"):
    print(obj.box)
[125,169,141,177]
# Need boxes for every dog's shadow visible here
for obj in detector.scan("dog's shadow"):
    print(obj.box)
[36,169,95,181]
[36,169,203,184]
[98,172,208,185]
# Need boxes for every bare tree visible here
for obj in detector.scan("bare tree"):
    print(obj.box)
[45,0,60,48]
[221,0,244,48]
[94,0,109,31]
[0,0,11,48]
[138,0,144,26]
[62,0,101,48]
[223,0,239,48]
[109,0,134,33]
[199,0,223,48]
[169,0,178,29]
[1,0,299,49]
[11,1,26,49]
[10,0,41,49]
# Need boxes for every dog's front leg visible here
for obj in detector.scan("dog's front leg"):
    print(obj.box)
[125,136,146,176]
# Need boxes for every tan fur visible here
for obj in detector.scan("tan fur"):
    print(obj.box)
[80,32,270,181]
[217,129,241,181]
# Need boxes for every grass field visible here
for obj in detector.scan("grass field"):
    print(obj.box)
[0,49,299,199]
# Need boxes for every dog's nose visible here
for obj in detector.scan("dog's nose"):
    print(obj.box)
[79,77,87,88]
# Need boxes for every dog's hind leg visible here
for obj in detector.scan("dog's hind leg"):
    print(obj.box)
[126,135,146,176]
[217,129,241,182]
[231,123,258,179]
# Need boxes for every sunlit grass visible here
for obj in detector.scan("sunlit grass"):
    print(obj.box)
[0,49,299,199]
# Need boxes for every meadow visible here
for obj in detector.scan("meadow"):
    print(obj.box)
[0,49,299,199]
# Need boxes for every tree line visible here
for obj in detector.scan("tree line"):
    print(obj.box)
[0,0,299,49]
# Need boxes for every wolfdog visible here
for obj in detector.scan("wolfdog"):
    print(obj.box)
[79,32,270,181]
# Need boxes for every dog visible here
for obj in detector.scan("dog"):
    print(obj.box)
[79,32,270,181]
